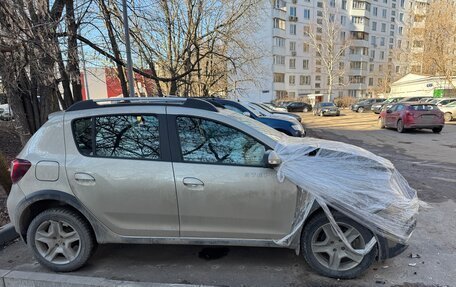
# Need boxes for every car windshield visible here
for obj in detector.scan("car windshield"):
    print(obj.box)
[221,109,283,142]
[254,103,274,113]
[320,102,335,107]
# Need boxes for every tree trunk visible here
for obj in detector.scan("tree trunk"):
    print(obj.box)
[66,0,82,103]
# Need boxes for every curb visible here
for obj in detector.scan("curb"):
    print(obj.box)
[0,224,18,246]
[0,269,213,287]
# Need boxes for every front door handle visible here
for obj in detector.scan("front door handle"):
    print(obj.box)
[74,173,96,185]
[183,177,204,188]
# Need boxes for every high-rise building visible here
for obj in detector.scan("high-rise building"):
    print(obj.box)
[233,0,409,102]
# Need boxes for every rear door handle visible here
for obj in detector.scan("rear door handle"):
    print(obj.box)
[183,177,204,188]
[74,173,96,185]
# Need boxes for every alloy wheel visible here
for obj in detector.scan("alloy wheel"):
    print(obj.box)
[310,223,365,271]
[34,220,81,265]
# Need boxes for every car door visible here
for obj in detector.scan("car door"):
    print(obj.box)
[65,107,179,237]
[385,105,397,126]
[167,112,298,240]
[391,104,404,127]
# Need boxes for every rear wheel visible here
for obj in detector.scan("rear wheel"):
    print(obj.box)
[27,208,96,272]
[357,107,364,113]
[444,112,453,122]
[432,127,443,134]
[319,111,324,117]
[303,107,309,113]
[397,119,405,133]
[301,212,377,279]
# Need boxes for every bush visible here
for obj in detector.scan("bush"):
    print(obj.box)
[0,153,11,196]
[334,96,357,108]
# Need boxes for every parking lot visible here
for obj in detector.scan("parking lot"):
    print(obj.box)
[1,111,455,287]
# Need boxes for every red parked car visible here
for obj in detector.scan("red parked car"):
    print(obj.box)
[378,102,445,133]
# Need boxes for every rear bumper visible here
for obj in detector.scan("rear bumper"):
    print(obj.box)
[405,124,444,129]
[322,110,340,116]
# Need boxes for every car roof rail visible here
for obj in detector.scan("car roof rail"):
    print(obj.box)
[66,97,218,112]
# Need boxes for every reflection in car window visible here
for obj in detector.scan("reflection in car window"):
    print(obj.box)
[410,104,437,111]
[177,116,266,166]
[94,115,160,159]
[223,104,244,114]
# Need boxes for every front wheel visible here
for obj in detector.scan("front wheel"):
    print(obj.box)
[357,107,364,113]
[301,212,377,279]
[303,107,309,113]
[444,112,453,122]
[27,208,96,272]
[397,119,405,133]
[378,118,385,129]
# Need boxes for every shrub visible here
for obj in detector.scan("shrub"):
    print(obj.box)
[0,152,11,196]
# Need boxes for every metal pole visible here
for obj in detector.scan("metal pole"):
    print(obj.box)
[80,40,91,100]
[122,0,135,97]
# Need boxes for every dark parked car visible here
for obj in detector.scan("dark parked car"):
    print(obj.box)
[351,98,385,113]
[286,102,313,112]
[313,102,340,116]
[378,102,445,133]
[250,102,302,122]
[371,97,406,114]
[399,96,429,103]
[206,98,305,137]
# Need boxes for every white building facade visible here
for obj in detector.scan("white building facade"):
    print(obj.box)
[233,0,409,102]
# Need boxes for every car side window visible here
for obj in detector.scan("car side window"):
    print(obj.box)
[73,115,161,160]
[396,105,404,111]
[176,116,266,166]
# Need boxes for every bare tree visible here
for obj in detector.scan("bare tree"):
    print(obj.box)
[305,2,351,99]
[402,0,456,87]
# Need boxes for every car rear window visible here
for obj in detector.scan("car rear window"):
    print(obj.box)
[409,104,437,111]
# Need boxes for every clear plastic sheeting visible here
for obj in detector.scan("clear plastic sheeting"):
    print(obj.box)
[273,136,421,246]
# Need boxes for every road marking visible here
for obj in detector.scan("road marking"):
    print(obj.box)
[430,177,456,183]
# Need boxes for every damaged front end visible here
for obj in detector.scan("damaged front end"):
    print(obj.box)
[272,136,422,253]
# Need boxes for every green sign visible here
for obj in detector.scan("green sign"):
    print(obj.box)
[433,89,444,98]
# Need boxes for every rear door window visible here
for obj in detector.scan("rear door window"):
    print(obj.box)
[73,114,161,160]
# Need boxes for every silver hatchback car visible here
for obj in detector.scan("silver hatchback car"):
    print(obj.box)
[7,98,407,279]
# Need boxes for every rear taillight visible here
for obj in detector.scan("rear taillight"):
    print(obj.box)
[405,111,415,121]
[10,159,32,184]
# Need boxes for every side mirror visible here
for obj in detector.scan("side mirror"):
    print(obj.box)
[386,109,392,113]
[242,111,251,117]
[264,150,282,168]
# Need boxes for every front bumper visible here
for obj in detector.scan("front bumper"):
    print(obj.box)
[377,236,409,260]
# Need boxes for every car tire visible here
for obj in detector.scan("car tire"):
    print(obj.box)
[319,111,324,117]
[397,119,405,133]
[378,118,385,129]
[432,127,443,134]
[357,107,364,113]
[27,208,96,272]
[301,212,377,279]
[303,107,309,113]
[444,112,453,122]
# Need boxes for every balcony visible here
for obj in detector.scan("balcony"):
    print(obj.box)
[351,8,371,18]
[351,39,370,47]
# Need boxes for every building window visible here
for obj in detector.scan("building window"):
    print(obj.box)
[290,24,296,35]
[370,50,375,59]
[382,9,387,18]
[303,59,309,69]
[342,0,347,9]
[289,58,296,69]
[350,61,367,70]
[373,7,377,16]
[380,37,385,46]
[369,78,374,86]
[379,64,383,72]
[303,25,310,35]
[290,6,297,17]
[399,27,403,35]
[316,75,321,81]
[371,35,376,45]
[303,43,310,52]
[349,76,366,84]
[303,9,311,19]
[330,0,336,7]
[341,15,347,25]
[273,18,286,30]
[289,75,296,85]
[350,31,369,40]
[290,41,296,51]
[380,51,385,59]
[369,64,374,72]
[273,73,285,83]
[317,2,323,8]
[381,23,386,32]
[274,0,286,10]
[372,21,377,31]
[339,77,344,84]
[273,55,285,65]
[339,62,345,70]
[300,75,311,85]
[273,37,285,47]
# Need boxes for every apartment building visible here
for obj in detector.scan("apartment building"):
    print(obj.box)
[233,0,408,102]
